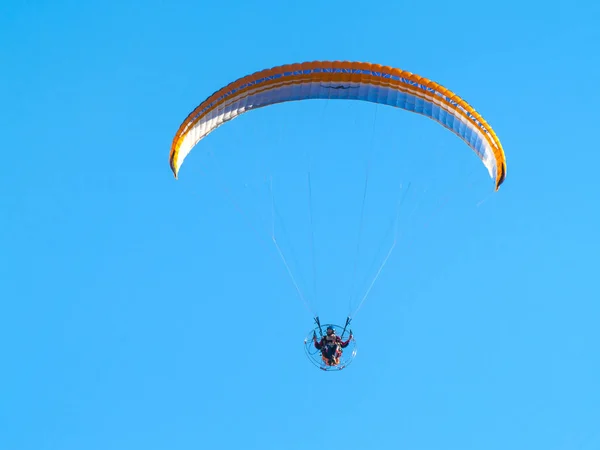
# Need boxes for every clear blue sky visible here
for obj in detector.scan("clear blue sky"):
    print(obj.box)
[2,1,599,449]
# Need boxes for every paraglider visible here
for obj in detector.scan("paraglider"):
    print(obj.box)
[314,325,353,367]
[304,317,356,371]
[169,60,507,371]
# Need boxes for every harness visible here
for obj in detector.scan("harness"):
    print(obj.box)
[323,334,339,348]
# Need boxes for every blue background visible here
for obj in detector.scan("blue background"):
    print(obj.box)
[2,0,599,449]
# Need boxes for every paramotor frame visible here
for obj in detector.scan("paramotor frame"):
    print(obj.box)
[303,323,357,372]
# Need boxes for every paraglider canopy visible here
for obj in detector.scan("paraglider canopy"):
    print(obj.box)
[169,60,507,190]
